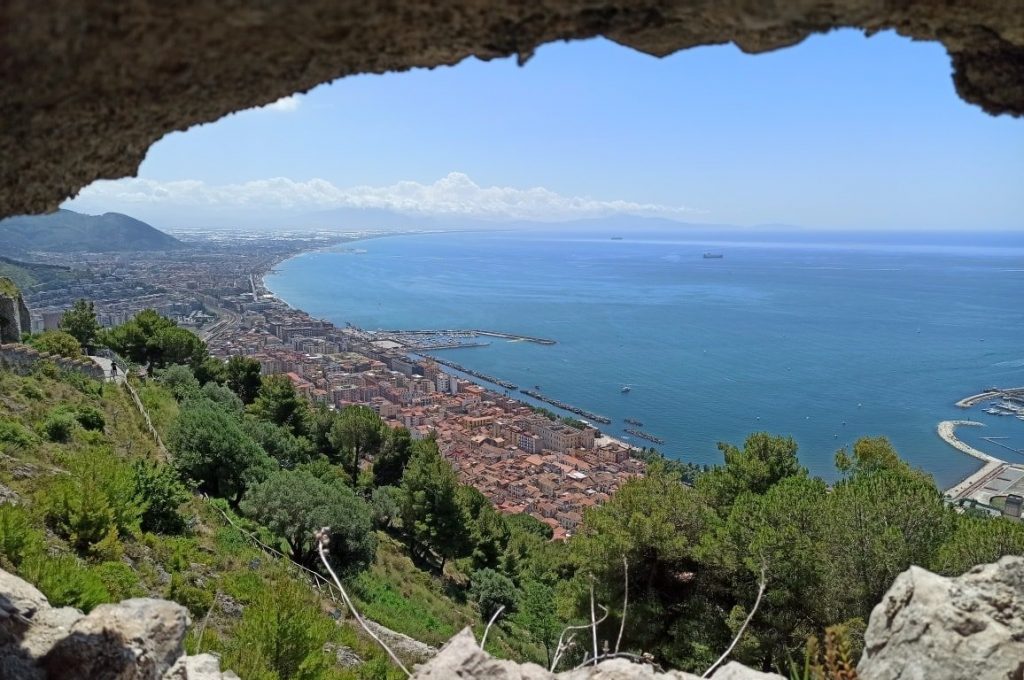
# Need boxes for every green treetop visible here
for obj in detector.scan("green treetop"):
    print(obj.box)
[59,299,100,351]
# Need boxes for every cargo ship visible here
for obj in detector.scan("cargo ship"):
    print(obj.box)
[703,252,724,259]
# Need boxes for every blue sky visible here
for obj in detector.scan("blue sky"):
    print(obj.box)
[67,30,1023,230]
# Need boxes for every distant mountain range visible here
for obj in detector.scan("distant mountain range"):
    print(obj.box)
[0,209,183,254]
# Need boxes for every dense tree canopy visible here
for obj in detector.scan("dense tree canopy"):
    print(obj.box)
[248,374,306,433]
[168,399,274,504]
[328,405,383,485]
[373,425,413,488]
[100,309,206,370]
[399,439,469,570]
[225,355,262,404]
[59,299,100,351]
[241,469,376,572]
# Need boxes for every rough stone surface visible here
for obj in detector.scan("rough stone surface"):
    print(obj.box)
[859,555,1024,680]
[1,1,1023,218]
[0,279,31,344]
[365,618,438,662]
[0,568,236,680]
[410,628,782,679]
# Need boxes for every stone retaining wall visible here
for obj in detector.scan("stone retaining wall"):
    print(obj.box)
[0,343,105,381]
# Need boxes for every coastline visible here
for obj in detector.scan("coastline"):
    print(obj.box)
[258,233,1024,483]
[259,236,650,456]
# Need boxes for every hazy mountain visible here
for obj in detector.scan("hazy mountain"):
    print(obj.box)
[0,209,183,254]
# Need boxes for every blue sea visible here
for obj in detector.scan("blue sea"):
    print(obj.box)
[265,228,1024,488]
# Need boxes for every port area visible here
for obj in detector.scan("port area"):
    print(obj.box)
[372,328,556,350]
[941,420,1024,506]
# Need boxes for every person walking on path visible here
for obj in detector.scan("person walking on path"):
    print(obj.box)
[110,362,118,379]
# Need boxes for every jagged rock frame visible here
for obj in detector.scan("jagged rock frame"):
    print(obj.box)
[1,0,1023,219]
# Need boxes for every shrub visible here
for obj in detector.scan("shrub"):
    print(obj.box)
[158,364,201,401]
[92,560,144,600]
[0,419,37,449]
[133,460,189,534]
[469,568,518,620]
[0,503,44,567]
[33,360,60,379]
[42,448,145,555]
[42,409,77,442]
[200,382,244,412]
[61,370,103,396]
[19,553,111,612]
[169,572,214,618]
[75,406,106,432]
[221,574,334,680]
[29,330,83,359]
[20,381,44,400]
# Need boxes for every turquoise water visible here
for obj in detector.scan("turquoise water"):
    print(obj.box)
[265,229,1024,488]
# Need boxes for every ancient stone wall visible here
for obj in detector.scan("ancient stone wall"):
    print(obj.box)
[0,343,106,381]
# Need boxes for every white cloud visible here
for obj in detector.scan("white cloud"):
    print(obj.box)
[68,172,703,222]
[262,95,301,112]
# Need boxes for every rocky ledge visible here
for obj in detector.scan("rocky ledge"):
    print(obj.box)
[0,568,236,680]
[4,556,1024,679]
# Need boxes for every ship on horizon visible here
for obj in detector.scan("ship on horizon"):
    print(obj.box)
[703,252,724,259]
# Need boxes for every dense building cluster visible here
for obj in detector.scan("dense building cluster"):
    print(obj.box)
[20,233,644,537]
[211,287,644,537]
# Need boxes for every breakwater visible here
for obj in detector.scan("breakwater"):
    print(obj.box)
[420,354,519,390]
[956,386,1024,408]
[518,388,612,424]
[939,420,1009,501]
[624,428,665,444]
[378,328,556,346]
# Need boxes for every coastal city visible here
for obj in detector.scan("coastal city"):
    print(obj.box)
[16,232,646,538]
[14,229,1024,530]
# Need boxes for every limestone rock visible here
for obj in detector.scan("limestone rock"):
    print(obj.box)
[411,628,781,679]
[859,555,1024,680]
[0,567,237,680]
[41,598,190,679]
[0,278,31,344]
[2,1,1023,218]
[0,567,49,639]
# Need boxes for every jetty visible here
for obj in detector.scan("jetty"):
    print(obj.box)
[418,354,518,391]
[377,328,556,346]
[955,386,1024,408]
[624,428,665,445]
[940,420,1013,501]
[518,388,612,424]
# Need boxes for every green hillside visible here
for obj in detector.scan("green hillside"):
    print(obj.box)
[0,209,182,254]
[0,255,72,290]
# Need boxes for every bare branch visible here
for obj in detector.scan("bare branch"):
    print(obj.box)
[550,604,609,672]
[316,528,412,677]
[590,578,599,666]
[615,557,629,655]
[480,605,505,651]
[702,562,768,679]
